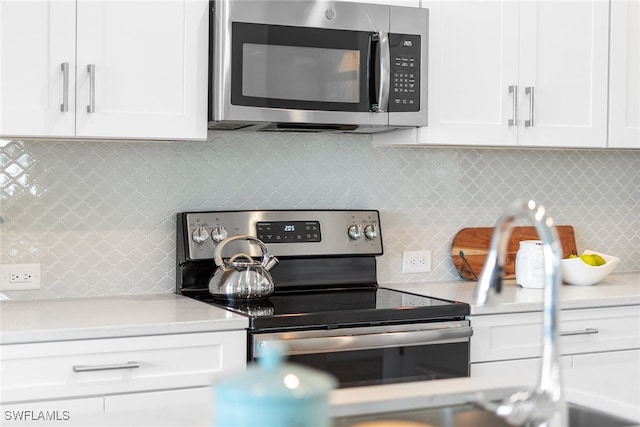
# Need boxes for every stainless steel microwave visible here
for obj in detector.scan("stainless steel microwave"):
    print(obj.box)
[208,0,428,133]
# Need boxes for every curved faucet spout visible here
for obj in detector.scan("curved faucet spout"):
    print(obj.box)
[474,199,567,427]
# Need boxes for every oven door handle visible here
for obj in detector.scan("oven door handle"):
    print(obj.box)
[255,326,473,356]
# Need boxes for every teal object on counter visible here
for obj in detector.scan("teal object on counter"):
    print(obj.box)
[213,343,338,427]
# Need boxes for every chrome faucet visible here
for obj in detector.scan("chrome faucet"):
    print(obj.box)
[474,199,567,427]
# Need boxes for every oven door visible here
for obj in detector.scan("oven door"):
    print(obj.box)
[251,321,472,388]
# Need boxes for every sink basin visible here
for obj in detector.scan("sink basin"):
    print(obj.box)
[333,402,637,427]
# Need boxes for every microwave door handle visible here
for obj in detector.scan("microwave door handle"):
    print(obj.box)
[368,31,390,113]
[368,32,378,111]
[377,31,390,113]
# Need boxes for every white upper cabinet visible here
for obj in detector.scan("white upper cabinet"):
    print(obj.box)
[609,0,640,148]
[0,1,77,137]
[74,0,207,140]
[0,0,208,141]
[516,1,609,148]
[374,0,609,148]
[420,0,519,146]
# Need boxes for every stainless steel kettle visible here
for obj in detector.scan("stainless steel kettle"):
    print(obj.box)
[208,235,278,300]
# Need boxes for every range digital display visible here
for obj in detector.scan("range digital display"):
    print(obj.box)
[256,221,321,243]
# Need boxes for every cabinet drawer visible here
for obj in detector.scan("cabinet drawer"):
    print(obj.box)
[470,305,640,363]
[0,331,246,403]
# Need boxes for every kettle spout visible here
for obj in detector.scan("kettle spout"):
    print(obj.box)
[263,254,279,271]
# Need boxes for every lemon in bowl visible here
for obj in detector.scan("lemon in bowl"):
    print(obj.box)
[560,250,620,286]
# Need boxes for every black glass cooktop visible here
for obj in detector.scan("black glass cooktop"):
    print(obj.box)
[191,287,469,331]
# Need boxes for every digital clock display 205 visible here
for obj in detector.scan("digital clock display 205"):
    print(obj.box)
[256,221,321,243]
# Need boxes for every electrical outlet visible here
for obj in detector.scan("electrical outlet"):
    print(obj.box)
[0,263,41,290]
[402,251,431,274]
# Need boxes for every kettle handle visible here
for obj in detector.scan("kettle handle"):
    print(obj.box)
[213,235,276,269]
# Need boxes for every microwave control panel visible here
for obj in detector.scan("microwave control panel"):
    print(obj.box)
[389,34,421,112]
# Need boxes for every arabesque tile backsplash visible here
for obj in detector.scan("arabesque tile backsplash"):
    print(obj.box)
[1,133,639,299]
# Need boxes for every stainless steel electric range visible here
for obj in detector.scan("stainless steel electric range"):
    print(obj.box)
[176,210,472,388]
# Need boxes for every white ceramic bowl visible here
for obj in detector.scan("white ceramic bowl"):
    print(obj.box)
[560,249,620,286]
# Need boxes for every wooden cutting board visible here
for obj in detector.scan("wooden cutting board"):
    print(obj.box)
[451,226,577,280]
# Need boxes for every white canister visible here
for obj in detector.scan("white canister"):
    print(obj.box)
[515,240,545,289]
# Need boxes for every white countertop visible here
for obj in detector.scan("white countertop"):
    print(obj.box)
[383,272,640,315]
[1,279,638,426]
[1,272,637,343]
[0,293,248,344]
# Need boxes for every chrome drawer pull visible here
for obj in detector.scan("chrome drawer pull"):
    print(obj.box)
[559,328,599,337]
[73,361,140,372]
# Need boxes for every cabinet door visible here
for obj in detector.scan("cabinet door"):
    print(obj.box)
[417,0,519,146]
[75,0,208,140]
[609,0,640,148]
[103,387,214,426]
[0,397,104,426]
[0,0,76,137]
[571,349,640,403]
[471,356,572,386]
[517,0,609,148]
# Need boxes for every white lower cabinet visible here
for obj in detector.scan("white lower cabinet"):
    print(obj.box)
[103,387,216,426]
[0,330,245,424]
[470,355,573,385]
[1,385,218,427]
[470,305,640,394]
[1,397,104,426]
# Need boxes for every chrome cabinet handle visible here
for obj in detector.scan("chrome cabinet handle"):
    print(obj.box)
[508,85,518,126]
[87,64,96,113]
[525,86,534,127]
[73,361,140,372]
[559,328,599,337]
[60,62,69,112]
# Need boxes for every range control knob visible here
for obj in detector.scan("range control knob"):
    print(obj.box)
[211,226,228,243]
[363,224,378,240]
[347,224,362,240]
[191,227,210,244]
